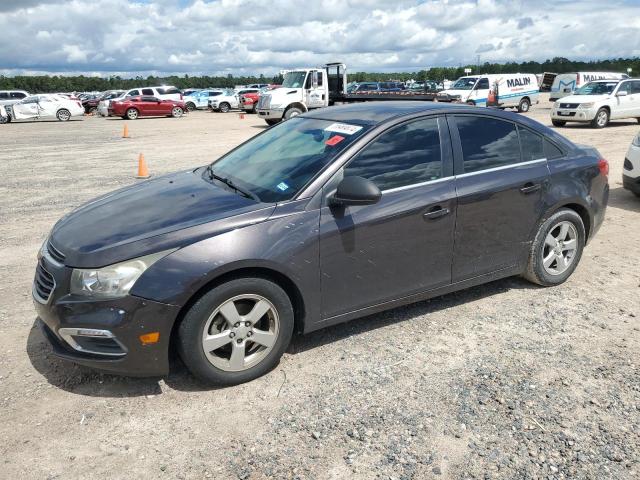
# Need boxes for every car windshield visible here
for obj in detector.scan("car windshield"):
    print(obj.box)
[574,82,618,95]
[452,77,478,90]
[282,71,307,88]
[208,117,369,202]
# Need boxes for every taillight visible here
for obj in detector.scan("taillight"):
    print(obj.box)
[598,158,609,177]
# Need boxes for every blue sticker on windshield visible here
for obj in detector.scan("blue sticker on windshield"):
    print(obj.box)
[276,182,289,191]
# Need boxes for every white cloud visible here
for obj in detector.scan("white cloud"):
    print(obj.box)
[0,0,638,76]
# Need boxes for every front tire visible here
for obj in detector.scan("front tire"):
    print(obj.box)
[265,118,280,126]
[177,277,294,386]
[126,108,139,120]
[185,102,196,112]
[171,106,184,118]
[518,97,531,113]
[284,107,303,120]
[524,209,585,286]
[591,108,609,128]
[219,102,230,113]
[551,119,566,127]
[56,109,71,121]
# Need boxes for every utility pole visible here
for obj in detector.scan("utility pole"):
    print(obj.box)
[476,55,481,72]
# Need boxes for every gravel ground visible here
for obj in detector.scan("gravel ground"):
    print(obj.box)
[0,95,638,479]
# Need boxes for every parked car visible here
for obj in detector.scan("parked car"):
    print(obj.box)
[623,131,640,197]
[109,96,186,119]
[83,90,124,114]
[350,82,381,93]
[97,86,182,117]
[0,90,29,106]
[209,89,259,112]
[5,94,84,122]
[550,78,640,128]
[34,102,608,385]
[379,81,404,91]
[0,104,9,124]
[184,89,225,111]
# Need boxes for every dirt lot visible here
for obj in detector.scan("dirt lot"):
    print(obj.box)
[1,95,638,480]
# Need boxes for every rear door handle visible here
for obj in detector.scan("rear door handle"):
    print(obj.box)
[520,183,541,194]
[423,206,450,220]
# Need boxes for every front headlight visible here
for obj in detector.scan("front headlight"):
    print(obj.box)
[70,250,174,298]
[633,133,640,147]
[553,101,560,108]
[578,103,594,109]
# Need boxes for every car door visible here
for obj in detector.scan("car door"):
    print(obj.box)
[449,114,549,281]
[319,116,456,319]
[611,81,636,119]
[469,78,490,106]
[624,80,640,117]
[304,71,326,108]
[11,96,40,119]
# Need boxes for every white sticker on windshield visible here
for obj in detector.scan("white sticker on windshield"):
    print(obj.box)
[324,122,363,135]
[276,182,289,191]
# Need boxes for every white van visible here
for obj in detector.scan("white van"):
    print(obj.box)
[549,72,628,101]
[439,73,539,112]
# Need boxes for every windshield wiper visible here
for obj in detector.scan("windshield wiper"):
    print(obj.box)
[205,165,259,201]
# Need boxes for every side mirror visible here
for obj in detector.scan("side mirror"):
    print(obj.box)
[329,176,381,207]
[617,90,628,97]
[563,88,572,93]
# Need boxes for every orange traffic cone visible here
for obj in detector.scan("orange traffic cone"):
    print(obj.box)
[122,123,130,138]
[135,153,150,179]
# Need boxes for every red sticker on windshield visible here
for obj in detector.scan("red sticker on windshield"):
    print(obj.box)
[325,135,345,146]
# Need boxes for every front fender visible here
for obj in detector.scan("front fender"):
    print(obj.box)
[131,200,322,329]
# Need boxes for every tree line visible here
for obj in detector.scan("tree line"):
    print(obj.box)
[1,57,637,93]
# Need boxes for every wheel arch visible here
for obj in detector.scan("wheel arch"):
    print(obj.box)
[284,102,308,115]
[169,265,307,353]
[540,201,592,242]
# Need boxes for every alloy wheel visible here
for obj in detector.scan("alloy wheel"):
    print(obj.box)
[172,107,183,118]
[542,221,578,275]
[57,109,70,121]
[596,110,608,127]
[201,294,279,372]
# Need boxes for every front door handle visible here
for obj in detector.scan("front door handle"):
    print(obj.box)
[423,206,450,220]
[520,183,541,194]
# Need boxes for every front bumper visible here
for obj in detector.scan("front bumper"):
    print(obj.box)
[551,107,597,122]
[33,254,181,377]
[257,108,284,120]
[623,174,640,194]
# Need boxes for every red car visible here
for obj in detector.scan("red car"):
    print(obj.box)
[240,85,281,113]
[110,96,186,120]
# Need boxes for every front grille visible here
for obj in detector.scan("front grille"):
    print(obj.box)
[559,103,579,109]
[624,158,634,171]
[34,260,55,303]
[257,95,271,110]
[46,241,66,264]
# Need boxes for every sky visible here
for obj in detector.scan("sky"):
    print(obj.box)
[1,0,639,77]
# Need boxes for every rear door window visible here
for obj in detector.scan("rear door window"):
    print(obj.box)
[141,88,154,96]
[0,92,8,99]
[344,117,442,191]
[455,116,521,173]
[518,126,545,161]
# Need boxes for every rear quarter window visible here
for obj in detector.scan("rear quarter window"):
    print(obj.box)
[518,126,544,161]
[158,87,181,95]
[544,140,565,159]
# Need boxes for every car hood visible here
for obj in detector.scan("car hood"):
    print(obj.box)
[439,89,471,98]
[556,94,610,103]
[50,169,275,268]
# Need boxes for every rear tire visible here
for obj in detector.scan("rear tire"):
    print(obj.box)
[219,102,230,113]
[56,109,71,121]
[185,102,196,112]
[551,119,566,127]
[517,97,531,113]
[171,106,184,118]
[466,101,475,106]
[126,108,139,120]
[265,119,280,126]
[177,277,294,386]
[591,108,609,128]
[524,209,585,286]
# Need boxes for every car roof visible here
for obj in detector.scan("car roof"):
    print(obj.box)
[301,101,470,125]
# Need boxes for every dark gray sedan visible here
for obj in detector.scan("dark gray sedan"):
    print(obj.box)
[33,102,609,385]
